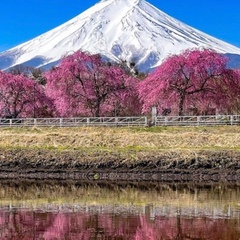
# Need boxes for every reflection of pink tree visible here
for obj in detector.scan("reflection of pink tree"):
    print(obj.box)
[42,213,68,239]
[0,209,238,239]
[42,213,93,240]
[132,214,240,240]
[0,211,50,239]
[98,214,127,237]
[134,216,158,240]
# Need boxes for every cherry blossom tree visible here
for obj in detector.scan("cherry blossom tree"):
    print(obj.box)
[0,71,53,118]
[45,51,141,117]
[138,49,238,116]
[220,69,240,114]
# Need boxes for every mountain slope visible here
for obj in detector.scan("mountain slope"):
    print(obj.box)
[1,0,240,72]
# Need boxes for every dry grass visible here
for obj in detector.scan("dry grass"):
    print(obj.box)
[0,125,239,152]
[0,126,239,166]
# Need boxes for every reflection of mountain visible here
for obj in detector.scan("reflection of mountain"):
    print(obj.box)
[1,0,240,71]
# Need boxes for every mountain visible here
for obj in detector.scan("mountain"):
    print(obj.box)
[1,0,240,72]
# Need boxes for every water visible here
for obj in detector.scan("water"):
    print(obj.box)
[0,181,239,239]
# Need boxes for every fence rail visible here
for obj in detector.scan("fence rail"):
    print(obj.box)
[154,115,240,126]
[0,117,148,127]
[0,115,239,127]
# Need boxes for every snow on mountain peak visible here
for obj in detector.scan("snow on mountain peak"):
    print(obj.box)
[1,0,240,72]
[100,0,142,4]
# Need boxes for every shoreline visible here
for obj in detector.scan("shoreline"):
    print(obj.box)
[0,148,239,182]
[0,170,238,182]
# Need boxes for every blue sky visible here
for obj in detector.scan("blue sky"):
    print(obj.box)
[0,0,240,52]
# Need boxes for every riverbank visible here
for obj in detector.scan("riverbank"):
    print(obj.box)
[0,126,239,182]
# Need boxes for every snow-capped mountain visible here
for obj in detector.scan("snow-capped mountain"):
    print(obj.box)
[1,0,240,72]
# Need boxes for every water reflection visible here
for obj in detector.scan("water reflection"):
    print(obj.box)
[0,181,239,239]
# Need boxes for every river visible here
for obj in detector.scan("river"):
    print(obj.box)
[0,181,239,239]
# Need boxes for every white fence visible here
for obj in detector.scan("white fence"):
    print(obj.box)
[0,117,148,127]
[0,115,239,127]
[154,115,240,126]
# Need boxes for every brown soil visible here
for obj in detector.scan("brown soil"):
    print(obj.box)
[0,148,239,182]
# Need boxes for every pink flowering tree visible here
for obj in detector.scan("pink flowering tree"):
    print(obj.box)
[45,51,141,117]
[107,75,142,116]
[0,71,53,118]
[220,69,240,114]
[138,49,237,116]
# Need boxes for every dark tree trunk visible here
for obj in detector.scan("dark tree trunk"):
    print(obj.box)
[178,92,186,116]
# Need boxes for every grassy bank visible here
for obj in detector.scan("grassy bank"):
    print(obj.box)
[0,125,239,181]
[1,125,240,151]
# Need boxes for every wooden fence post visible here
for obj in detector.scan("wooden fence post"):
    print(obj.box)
[151,107,157,126]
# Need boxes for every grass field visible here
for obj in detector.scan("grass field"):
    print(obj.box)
[0,125,239,151]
